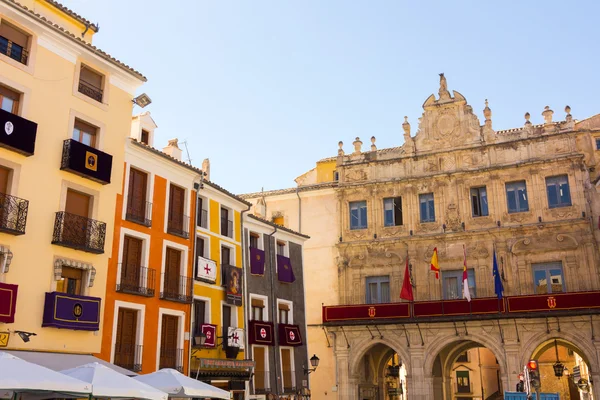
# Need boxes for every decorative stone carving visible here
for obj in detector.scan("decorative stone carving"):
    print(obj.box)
[503,211,533,224]
[548,206,577,219]
[510,233,579,254]
[338,141,345,156]
[542,106,554,125]
[445,203,461,232]
[370,136,377,151]
[353,137,363,154]
[438,73,451,101]
[345,168,368,182]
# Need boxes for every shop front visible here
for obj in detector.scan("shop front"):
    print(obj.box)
[192,357,255,399]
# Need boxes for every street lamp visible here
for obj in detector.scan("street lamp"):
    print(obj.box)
[194,331,207,347]
[552,340,565,378]
[304,354,320,375]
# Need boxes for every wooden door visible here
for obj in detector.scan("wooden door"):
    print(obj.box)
[168,185,184,231]
[127,168,147,222]
[64,189,90,247]
[165,248,181,295]
[0,166,10,194]
[115,308,138,369]
[0,166,10,225]
[281,348,293,390]
[122,236,142,290]
[160,314,179,369]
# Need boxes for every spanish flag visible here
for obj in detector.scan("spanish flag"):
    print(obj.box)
[430,247,440,279]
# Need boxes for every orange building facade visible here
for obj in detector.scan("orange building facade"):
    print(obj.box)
[98,113,198,375]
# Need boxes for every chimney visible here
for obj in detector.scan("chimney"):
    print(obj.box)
[202,158,210,181]
[163,138,182,161]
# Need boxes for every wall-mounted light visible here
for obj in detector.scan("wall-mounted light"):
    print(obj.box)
[132,93,152,108]
[304,354,320,375]
[15,331,36,343]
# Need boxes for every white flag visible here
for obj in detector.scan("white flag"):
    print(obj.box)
[462,245,471,302]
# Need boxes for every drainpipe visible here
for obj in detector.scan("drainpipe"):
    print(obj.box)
[267,225,280,395]
[240,203,251,396]
[296,187,302,233]
[188,177,201,377]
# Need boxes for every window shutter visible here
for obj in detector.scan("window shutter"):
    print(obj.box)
[251,298,264,307]
[0,22,28,48]
[80,65,103,88]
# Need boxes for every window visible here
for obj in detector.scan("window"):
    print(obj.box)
[281,348,295,391]
[114,308,139,371]
[276,240,286,256]
[349,201,367,230]
[141,129,149,145]
[0,85,20,114]
[196,237,205,258]
[442,269,476,300]
[251,298,265,321]
[506,181,529,213]
[470,187,489,217]
[456,371,471,393]
[383,197,403,226]
[456,352,469,363]
[0,21,29,65]
[193,300,206,335]
[221,245,231,286]
[278,302,290,324]
[249,232,260,249]
[159,314,180,369]
[419,193,435,223]
[72,119,98,148]
[167,184,186,236]
[63,189,92,248]
[546,175,572,208]
[333,171,339,181]
[126,168,148,225]
[365,276,390,304]
[533,262,565,294]
[222,303,233,338]
[78,64,104,102]
[253,346,268,392]
[596,138,600,150]
[221,207,232,237]
[197,197,208,228]
[57,266,83,295]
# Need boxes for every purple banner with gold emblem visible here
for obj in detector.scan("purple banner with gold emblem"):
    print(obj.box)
[278,323,303,347]
[42,291,101,331]
[277,255,295,283]
[0,282,18,323]
[248,320,274,346]
[250,247,265,275]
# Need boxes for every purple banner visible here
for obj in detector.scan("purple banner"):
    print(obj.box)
[42,292,101,331]
[250,247,265,275]
[277,254,295,283]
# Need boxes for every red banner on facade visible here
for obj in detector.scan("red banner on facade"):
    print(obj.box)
[413,297,504,317]
[278,324,303,347]
[507,291,600,313]
[201,324,217,348]
[322,302,410,323]
[248,320,274,346]
[0,282,17,323]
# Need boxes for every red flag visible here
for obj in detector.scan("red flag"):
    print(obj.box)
[400,257,414,301]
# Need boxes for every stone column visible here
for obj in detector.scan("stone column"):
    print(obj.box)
[407,347,427,400]
[504,343,522,394]
[335,348,354,400]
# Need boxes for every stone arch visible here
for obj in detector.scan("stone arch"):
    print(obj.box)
[349,335,412,378]
[519,330,599,374]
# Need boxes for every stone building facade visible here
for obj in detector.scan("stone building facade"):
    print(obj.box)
[241,75,600,400]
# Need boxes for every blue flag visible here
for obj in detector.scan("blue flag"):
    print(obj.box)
[493,250,504,299]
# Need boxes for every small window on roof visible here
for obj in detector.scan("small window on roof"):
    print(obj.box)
[79,65,104,102]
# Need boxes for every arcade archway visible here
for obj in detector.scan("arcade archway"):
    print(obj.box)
[351,342,408,400]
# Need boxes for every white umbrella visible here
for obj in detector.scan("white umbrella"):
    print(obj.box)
[134,368,230,399]
[0,352,91,397]
[61,362,168,400]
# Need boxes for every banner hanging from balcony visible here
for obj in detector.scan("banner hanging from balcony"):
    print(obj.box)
[0,282,18,323]
[0,108,37,156]
[227,327,245,349]
[60,139,112,184]
[197,256,217,283]
[248,320,274,346]
[278,324,303,347]
[250,247,265,275]
[225,265,243,306]
[42,291,101,331]
[322,303,410,323]
[277,255,295,283]
[201,323,217,348]
[507,291,600,313]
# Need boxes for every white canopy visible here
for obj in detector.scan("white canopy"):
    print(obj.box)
[134,368,230,399]
[61,362,168,400]
[0,352,91,397]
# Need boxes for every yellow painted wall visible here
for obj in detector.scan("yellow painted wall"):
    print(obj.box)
[22,0,97,43]
[316,160,337,183]
[0,12,141,353]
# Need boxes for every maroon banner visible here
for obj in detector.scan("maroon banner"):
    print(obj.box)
[278,324,303,347]
[323,302,410,323]
[507,291,600,313]
[201,324,217,348]
[413,297,505,317]
[248,320,274,346]
[0,282,17,323]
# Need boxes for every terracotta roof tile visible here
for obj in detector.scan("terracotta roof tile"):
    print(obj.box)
[44,0,98,32]
[247,214,310,239]
[239,182,338,199]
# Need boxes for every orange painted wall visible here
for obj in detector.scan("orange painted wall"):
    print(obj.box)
[97,162,195,375]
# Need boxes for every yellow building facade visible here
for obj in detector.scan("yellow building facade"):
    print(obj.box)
[0,0,145,367]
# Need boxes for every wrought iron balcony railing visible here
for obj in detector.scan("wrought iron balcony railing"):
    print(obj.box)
[221,218,233,238]
[197,208,208,229]
[113,343,142,372]
[116,264,155,297]
[159,347,183,372]
[160,273,193,303]
[253,370,270,394]
[52,211,106,254]
[78,79,103,102]
[167,214,189,238]
[0,192,28,235]
[0,36,28,65]
[126,201,152,227]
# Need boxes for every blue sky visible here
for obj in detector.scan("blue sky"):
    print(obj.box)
[62,0,599,194]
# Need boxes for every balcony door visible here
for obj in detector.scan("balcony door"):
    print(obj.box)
[168,185,185,233]
[164,247,181,296]
[456,370,470,393]
[160,314,179,369]
[0,166,10,225]
[127,168,147,223]
[64,189,90,247]
[114,308,138,371]
[122,236,142,291]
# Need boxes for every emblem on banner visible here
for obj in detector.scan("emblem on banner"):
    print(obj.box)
[368,306,376,318]
[85,151,98,171]
[73,303,83,319]
[547,296,557,309]
[260,328,267,339]
[289,331,295,341]
[4,121,13,135]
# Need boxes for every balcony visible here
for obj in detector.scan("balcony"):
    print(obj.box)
[160,273,192,303]
[126,201,152,227]
[0,108,37,156]
[221,218,233,238]
[42,291,101,331]
[0,192,28,235]
[167,214,189,239]
[197,209,208,229]
[116,265,156,297]
[454,382,473,394]
[254,370,270,394]
[60,139,113,185]
[78,79,103,102]
[159,347,183,372]
[114,343,142,372]
[0,36,28,65]
[52,211,106,254]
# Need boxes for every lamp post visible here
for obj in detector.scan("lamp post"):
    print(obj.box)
[194,331,207,347]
